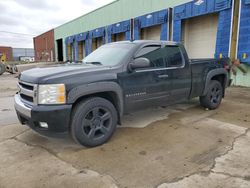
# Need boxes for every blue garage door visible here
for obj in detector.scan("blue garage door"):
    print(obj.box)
[108,20,131,43]
[173,0,233,58]
[65,35,75,61]
[89,27,106,53]
[75,32,89,61]
[134,9,169,41]
[237,0,250,64]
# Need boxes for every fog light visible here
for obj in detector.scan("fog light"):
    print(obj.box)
[39,122,48,129]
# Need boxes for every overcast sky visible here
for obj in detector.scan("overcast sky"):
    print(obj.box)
[0,0,115,48]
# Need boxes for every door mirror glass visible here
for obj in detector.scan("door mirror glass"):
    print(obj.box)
[128,58,151,71]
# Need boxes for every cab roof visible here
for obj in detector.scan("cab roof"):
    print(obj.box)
[107,40,179,46]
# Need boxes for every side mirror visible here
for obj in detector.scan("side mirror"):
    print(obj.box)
[128,57,151,72]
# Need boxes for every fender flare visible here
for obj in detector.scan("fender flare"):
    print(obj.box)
[202,68,229,96]
[67,82,124,116]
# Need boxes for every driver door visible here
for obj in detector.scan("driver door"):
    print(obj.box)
[118,45,172,112]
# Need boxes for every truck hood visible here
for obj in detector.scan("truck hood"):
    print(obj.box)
[19,64,116,84]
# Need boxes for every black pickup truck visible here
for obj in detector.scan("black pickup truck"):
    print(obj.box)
[15,41,231,147]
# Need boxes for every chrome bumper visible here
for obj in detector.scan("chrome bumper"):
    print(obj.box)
[14,94,31,118]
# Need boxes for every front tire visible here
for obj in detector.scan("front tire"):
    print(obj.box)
[200,80,223,110]
[71,97,118,147]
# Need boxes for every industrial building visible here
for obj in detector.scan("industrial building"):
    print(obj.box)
[33,29,55,62]
[12,48,34,61]
[33,0,250,87]
[54,0,237,61]
[0,46,34,62]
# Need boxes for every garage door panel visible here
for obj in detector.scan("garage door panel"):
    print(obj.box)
[67,44,73,61]
[183,13,219,58]
[78,42,86,60]
[116,33,126,41]
[97,38,102,48]
[112,33,126,42]
[92,38,102,52]
[141,25,161,40]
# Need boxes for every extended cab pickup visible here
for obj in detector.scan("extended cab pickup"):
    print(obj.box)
[15,41,231,147]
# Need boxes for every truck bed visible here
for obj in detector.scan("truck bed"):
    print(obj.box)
[189,58,231,98]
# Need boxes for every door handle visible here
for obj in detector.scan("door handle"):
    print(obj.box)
[158,74,169,78]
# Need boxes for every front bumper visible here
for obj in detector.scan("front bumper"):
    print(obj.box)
[14,94,72,137]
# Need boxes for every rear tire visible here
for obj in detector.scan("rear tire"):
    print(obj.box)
[71,97,118,147]
[0,63,6,75]
[200,80,223,110]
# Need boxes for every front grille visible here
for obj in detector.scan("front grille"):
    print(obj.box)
[19,82,34,90]
[20,94,33,103]
[18,81,37,105]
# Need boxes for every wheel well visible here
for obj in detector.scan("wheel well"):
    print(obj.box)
[211,74,226,96]
[72,92,121,124]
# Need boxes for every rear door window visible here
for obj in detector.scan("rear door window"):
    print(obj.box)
[165,46,184,67]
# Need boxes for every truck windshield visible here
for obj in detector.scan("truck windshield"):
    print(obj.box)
[82,44,134,66]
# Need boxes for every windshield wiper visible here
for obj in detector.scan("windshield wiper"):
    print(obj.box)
[85,62,102,65]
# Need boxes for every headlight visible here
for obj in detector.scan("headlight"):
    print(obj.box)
[38,84,66,104]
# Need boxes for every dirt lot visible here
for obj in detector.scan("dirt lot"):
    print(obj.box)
[0,73,250,188]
